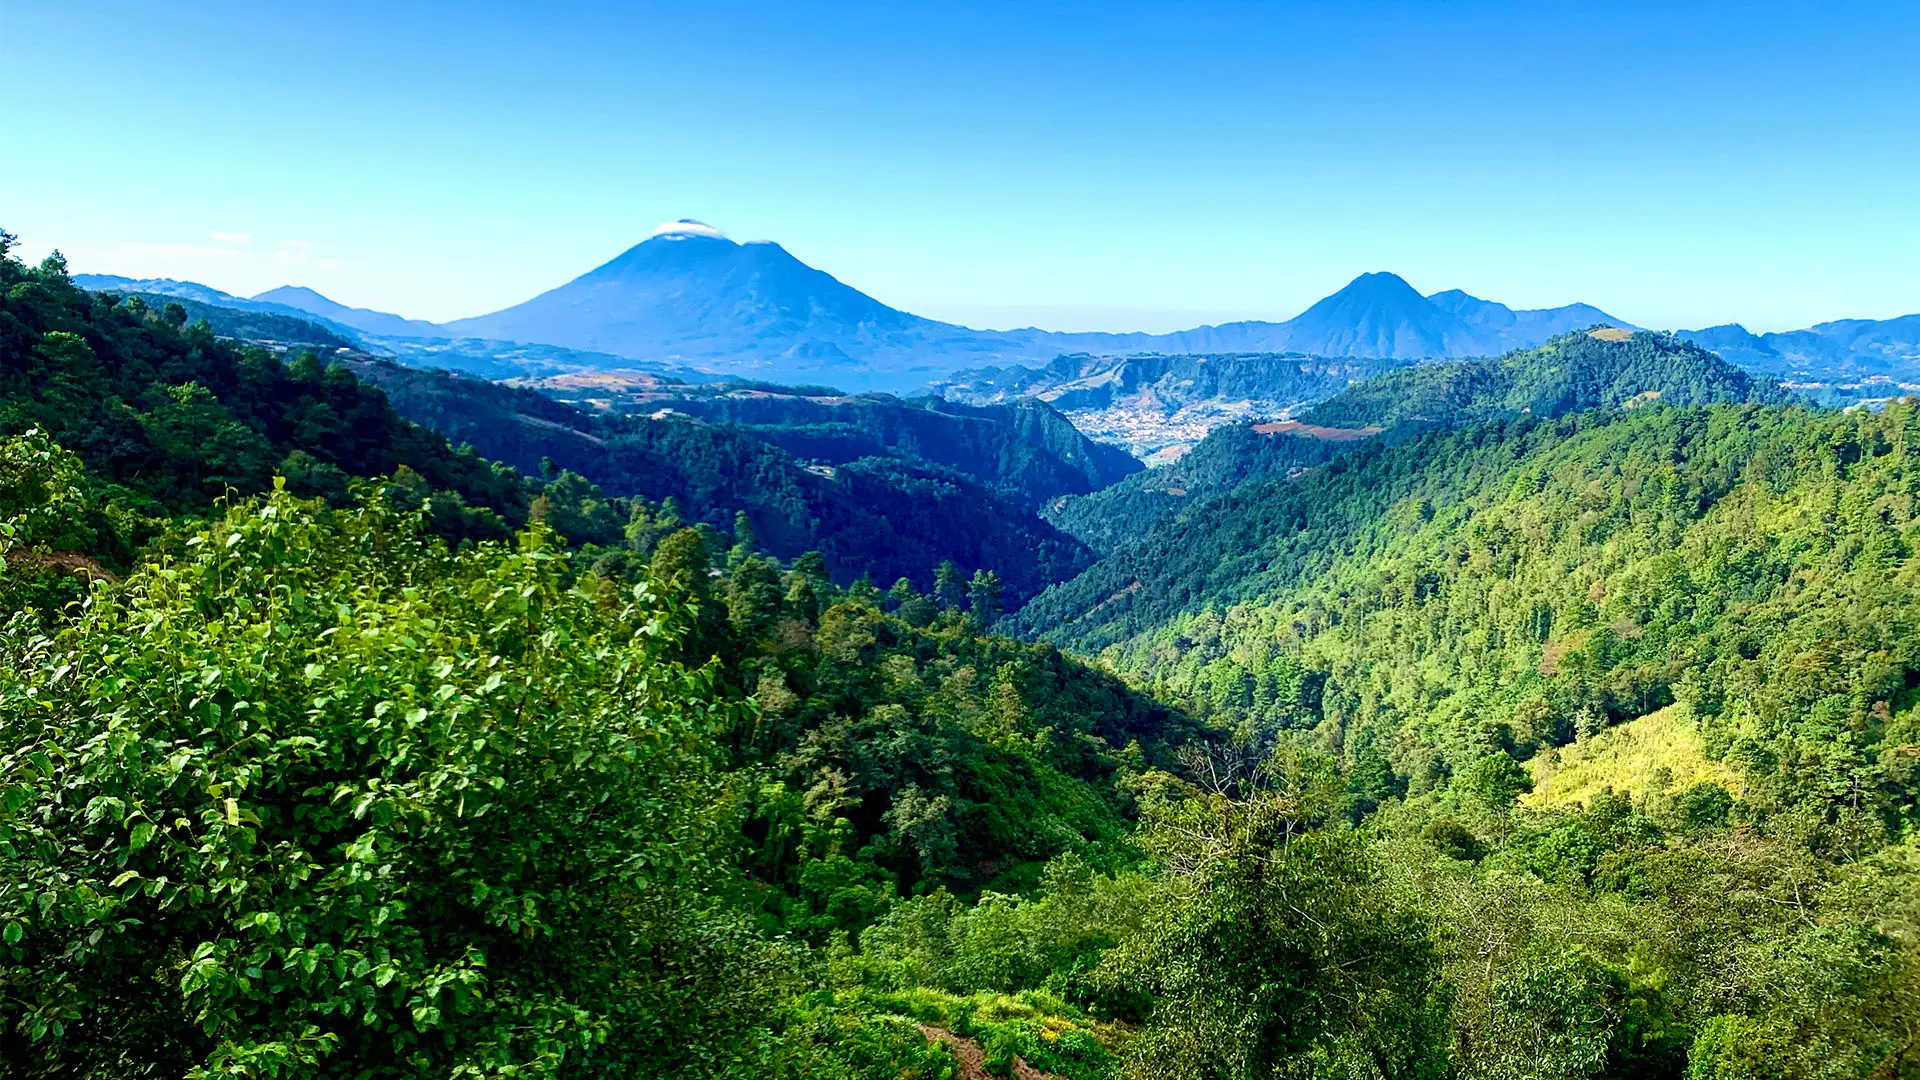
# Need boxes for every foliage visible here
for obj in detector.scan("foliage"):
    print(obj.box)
[1045,425,1351,555]
[1020,402,1920,843]
[0,488,769,1077]
[352,359,1097,603]
[1301,330,1790,432]
[1016,388,1920,1074]
[0,246,532,527]
[1095,763,1451,1080]
[17,236,1920,1078]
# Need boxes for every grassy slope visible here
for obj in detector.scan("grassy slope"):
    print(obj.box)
[1523,705,1743,809]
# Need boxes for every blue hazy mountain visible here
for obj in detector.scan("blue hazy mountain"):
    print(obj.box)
[252,285,443,338]
[441,221,1021,388]
[1425,289,1630,350]
[71,273,692,382]
[437,222,1636,388]
[1679,317,1920,380]
[1012,274,1632,361]
[72,274,333,323]
[1268,271,1480,357]
[98,231,1920,392]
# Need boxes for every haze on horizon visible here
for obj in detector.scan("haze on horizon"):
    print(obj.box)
[6,0,1917,336]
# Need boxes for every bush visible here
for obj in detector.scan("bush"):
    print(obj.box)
[0,488,764,1078]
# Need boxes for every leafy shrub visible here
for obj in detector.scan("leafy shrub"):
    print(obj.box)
[0,487,766,1078]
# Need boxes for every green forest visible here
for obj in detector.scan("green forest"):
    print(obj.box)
[346,360,1100,605]
[4,231,1919,1079]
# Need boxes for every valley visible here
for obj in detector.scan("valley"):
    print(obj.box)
[14,2,1920,1074]
[8,229,1920,1080]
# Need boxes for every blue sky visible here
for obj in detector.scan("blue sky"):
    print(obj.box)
[5,1,1917,332]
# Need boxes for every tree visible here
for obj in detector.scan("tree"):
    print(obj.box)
[967,569,1003,628]
[889,577,935,627]
[1099,778,1451,1079]
[727,555,785,641]
[730,510,758,567]
[1456,752,1535,810]
[933,560,964,611]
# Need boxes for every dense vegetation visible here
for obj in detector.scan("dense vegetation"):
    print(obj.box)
[533,377,1141,508]
[1017,397,1920,1076]
[1045,425,1353,554]
[106,292,356,351]
[1047,330,1791,557]
[350,361,1096,603]
[9,230,1920,1078]
[1302,329,1791,431]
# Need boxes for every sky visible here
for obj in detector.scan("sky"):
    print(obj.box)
[4,0,1917,334]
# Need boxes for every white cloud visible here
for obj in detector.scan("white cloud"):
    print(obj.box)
[647,219,728,240]
[271,240,316,266]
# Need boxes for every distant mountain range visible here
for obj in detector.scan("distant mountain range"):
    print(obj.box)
[1678,319,1920,382]
[71,273,703,382]
[75,223,1920,393]
[429,222,1636,387]
[253,285,444,338]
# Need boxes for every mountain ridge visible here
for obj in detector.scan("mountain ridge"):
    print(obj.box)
[79,238,1920,395]
[429,228,1639,388]
[254,284,444,337]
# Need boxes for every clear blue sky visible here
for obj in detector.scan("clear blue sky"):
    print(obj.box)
[5,1,1917,333]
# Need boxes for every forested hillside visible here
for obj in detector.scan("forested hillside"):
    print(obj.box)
[0,241,535,539]
[1014,399,1920,1076]
[1303,328,1791,431]
[525,372,1141,506]
[1044,424,1351,554]
[1044,330,1789,556]
[350,360,1096,602]
[103,292,356,351]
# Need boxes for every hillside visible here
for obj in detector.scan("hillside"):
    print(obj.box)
[1038,330,1787,557]
[1302,328,1792,431]
[522,370,1141,506]
[1042,422,1353,554]
[1014,400,1920,800]
[95,289,356,351]
[9,255,532,533]
[347,359,1096,602]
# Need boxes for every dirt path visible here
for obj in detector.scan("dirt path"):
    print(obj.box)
[917,1024,1055,1080]
[2,548,117,582]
